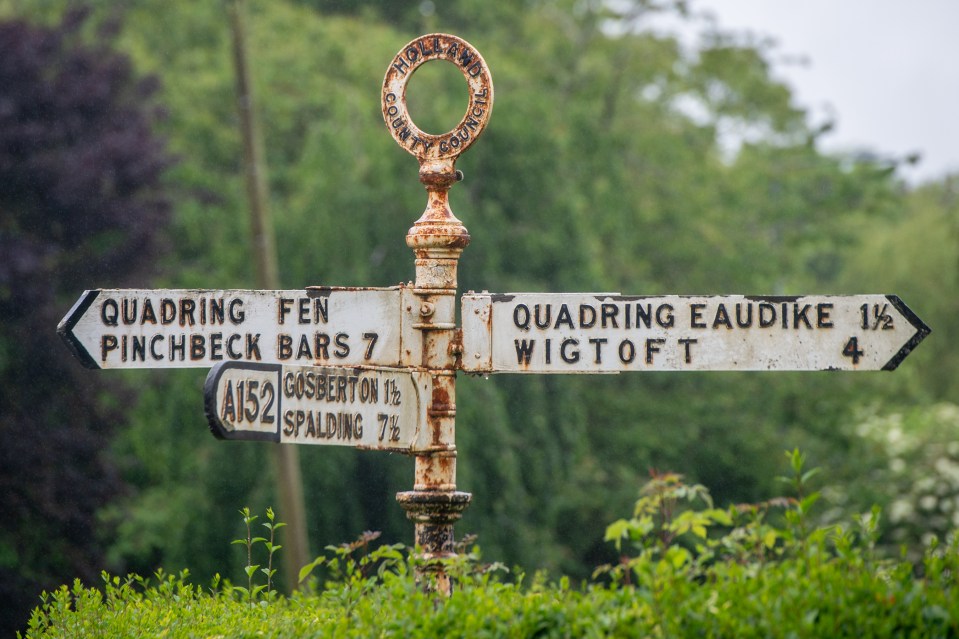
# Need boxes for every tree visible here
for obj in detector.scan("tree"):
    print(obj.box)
[0,8,172,633]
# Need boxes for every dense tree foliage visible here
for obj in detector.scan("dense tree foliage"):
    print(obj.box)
[3,0,956,628]
[0,7,172,633]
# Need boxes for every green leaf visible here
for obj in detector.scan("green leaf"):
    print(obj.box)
[298,557,326,584]
[763,530,778,549]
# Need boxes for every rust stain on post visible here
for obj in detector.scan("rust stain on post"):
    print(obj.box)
[382,33,493,595]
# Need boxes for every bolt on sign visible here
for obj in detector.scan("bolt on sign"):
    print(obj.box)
[58,286,422,369]
[205,362,432,452]
[461,293,930,373]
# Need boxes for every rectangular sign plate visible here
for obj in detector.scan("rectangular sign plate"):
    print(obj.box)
[204,362,431,451]
[461,293,930,373]
[58,286,421,369]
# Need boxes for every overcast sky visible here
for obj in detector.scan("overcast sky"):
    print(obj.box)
[661,0,959,184]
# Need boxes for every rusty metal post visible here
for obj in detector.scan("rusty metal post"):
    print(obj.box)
[381,33,493,594]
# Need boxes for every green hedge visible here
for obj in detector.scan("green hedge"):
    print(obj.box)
[21,544,959,639]
[23,455,959,637]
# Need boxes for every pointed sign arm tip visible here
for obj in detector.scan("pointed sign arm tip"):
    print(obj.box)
[882,295,931,371]
[57,290,101,369]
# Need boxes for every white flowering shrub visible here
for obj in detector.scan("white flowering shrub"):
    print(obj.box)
[850,403,959,549]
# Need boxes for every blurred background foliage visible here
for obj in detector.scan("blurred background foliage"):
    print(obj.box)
[1,0,957,632]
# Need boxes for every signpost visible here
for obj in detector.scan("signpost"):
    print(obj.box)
[58,32,930,596]
[58,286,421,369]
[461,293,930,373]
[205,362,431,451]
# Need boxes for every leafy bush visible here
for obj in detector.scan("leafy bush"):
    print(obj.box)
[23,457,959,638]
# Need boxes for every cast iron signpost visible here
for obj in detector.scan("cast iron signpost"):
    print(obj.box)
[58,33,930,594]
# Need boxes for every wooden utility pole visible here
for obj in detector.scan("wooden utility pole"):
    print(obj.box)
[227,0,310,589]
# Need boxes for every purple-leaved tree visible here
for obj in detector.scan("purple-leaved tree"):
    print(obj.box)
[0,7,173,633]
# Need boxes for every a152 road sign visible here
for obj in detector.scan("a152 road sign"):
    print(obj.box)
[204,362,432,452]
[58,286,423,369]
[461,293,930,373]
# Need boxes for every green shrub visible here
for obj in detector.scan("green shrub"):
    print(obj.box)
[23,457,959,638]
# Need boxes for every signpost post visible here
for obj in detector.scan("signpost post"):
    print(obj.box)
[58,31,930,597]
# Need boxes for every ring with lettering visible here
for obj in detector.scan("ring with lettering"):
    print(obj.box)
[382,33,493,161]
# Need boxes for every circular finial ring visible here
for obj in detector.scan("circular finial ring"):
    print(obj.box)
[382,34,493,162]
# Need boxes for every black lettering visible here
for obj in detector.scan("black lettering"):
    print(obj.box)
[817,303,834,328]
[279,298,294,325]
[278,334,293,360]
[296,335,312,360]
[735,303,753,328]
[334,333,350,358]
[392,57,409,75]
[619,339,635,364]
[712,304,733,329]
[101,299,119,326]
[555,304,574,329]
[161,299,176,324]
[180,299,196,327]
[169,335,186,361]
[657,304,675,328]
[132,336,146,362]
[793,304,812,329]
[141,299,157,324]
[514,339,535,365]
[645,338,665,364]
[560,338,579,364]
[209,333,223,360]
[228,298,245,324]
[222,380,237,422]
[101,335,118,361]
[589,338,607,364]
[601,304,619,328]
[150,334,164,360]
[246,334,261,360]
[283,410,294,436]
[294,410,305,438]
[690,304,706,329]
[513,304,531,330]
[534,304,551,329]
[759,303,776,328]
[579,305,596,328]
[636,304,652,329]
[679,338,698,364]
[226,334,243,359]
[190,334,205,360]
[122,298,137,325]
[315,297,328,323]
[314,333,331,359]
[210,298,225,324]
